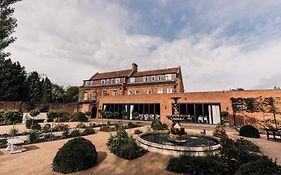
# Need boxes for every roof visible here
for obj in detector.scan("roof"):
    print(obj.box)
[89,66,180,80]
[90,69,132,80]
[132,67,180,77]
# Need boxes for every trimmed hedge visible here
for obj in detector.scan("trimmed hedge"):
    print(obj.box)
[70,112,88,122]
[239,125,260,138]
[53,137,97,173]
[167,155,227,175]
[235,158,281,175]
[151,119,168,130]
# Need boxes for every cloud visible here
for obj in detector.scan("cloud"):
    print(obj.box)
[7,0,281,91]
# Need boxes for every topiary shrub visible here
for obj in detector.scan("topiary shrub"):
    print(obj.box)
[213,125,228,138]
[29,109,40,117]
[29,130,40,143]
[4,110,22,125]
[134,129,143,135]
[42,124,51,133]
[235,158,281,175]
[0,138,7,148]
[70,112,88,122]
[53,124,69,132]
[53,137,98,173]
[107,127,146,160]
[239,125,260,138]
[31,123,41,130]
[167,155,227,175]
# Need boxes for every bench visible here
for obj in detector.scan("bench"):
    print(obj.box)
[265,128,281,141]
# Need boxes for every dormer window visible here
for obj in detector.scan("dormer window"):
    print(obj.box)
[129,77,135,83]
[151,76,156,81]
[101,80,106,85]
[143,76,148,82]
[111,79,115,84]
[135,89,140,95]
[157,75,161,81]
[115,78,120,84]
[147,89,152,94]
[166,88,173,94]
[157,88,163,94]
[165,74,172,81]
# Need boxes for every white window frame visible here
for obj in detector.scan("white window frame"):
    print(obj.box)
[112,90,117,96]
[128,90,133,95]
[102,90,107,96]
[151,76,156,81]
[157,88,163,94]
[147,89,152,94]
[129,77,135,83]
[115,78,120,84]
[135,89,140,95]
[165,74,172,81]
[157,75,161,81]
[101,79,106,85]
[143,76,148,82]
[166,88,173,94]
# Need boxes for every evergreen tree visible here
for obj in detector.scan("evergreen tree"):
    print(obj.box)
[0,0,21,57]
[52,84,64,103]
[41,77,52,102]
[0,58,27,100]
[63,86,79,103]
[26,71,42,102]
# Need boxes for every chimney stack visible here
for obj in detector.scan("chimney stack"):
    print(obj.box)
[132,63,138,72]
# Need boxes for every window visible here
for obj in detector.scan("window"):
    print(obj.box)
[107,79,110,84]
[91,81,94,86]
[135,89,140,95]
[143,76,148,82]
[129,77,135,83]
[165,74,172,81]
[101,79,106,85]
[83,92,88,100]
[157,75,161,81]
[128,90,133,95]
[166,88,173,94]
[102,90,107,96]
[111,79,115,84]
[85,81,90,86]
[115,78,120,84]
[147,89,152,94]
[112,90,117,96]
[151,76,156,81]
[157,88,163,94]
[92,91,97,100]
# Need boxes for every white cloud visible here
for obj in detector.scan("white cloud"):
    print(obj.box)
[7,0,281,91]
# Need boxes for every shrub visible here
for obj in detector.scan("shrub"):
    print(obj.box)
[53,124,69,132]
[134,129,143,135]
[47,110,70,122]
[31,123,41,130]
[113,112,119,118]
[70,112,88,122]
[167,155,227,175]
[29,109,40,117]
[235,158,281,175]
[82,128,95,135]
[84,111,92,117]
[25,119,39,129]
[42,124,51,133]
[107,127,146,160]
[10,128,18,136]
[45,133,55,140]
[29,130,40,143]
[0,138,7,148]
[235,138,261,153]
[53,137,97,173]
[0,110,5,123]
[70,130,81,137]
[127,122,140,128]
[240,125,260,138]
[62,128,69,138]
[213,125,228,138]
[151,119,168,130]
[76,122,86,128]
[100,125,115,132]
[4,110,22,125]
[101,111,113,118]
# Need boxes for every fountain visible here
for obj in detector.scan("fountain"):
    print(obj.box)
[136,97,221,156]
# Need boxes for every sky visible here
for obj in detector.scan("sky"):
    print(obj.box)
[7,0,281,91]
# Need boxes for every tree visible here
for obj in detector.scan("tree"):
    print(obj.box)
[0,0,21,57]
[26,71,42,102]
[42,77,52,102]
[63,86,79,103]
[0,58,27,100]
[52,84,64,103]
